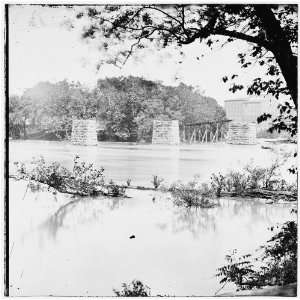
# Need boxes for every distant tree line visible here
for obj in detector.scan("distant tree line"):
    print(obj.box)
[9,76,225,142]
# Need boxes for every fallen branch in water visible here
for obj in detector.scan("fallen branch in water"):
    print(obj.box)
[9,175,297,202]
[220,189,297,201]
[10,156,128,198]
[9,175,130,198]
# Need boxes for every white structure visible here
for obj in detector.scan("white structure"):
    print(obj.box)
[71,119,97,146]
[152,120,180,145]
[226,123,257,145]
[224,98,276,144]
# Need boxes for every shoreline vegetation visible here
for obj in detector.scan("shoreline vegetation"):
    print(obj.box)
[9,155,297,206]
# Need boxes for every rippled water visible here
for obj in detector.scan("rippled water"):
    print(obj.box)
[8,140,296,296]
[9,140,288,185]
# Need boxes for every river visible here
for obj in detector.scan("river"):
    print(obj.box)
[8,140,296,296]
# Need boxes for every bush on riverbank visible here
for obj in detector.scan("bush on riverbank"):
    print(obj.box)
[216,220,297,293]
[113,280,151,297]
[170,180,217,208]
[211,161,296,197]
[12,155,126,197]
[107,180,126,197]
[11,156,296,202]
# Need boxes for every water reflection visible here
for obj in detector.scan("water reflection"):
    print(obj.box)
[10,181,295,296]
[41,196,124,240]
[171,207,217,237]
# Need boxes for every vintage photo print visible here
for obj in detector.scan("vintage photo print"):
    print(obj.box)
[5,2,298,297]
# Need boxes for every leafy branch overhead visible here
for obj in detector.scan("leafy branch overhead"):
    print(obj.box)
[76,4,297,137]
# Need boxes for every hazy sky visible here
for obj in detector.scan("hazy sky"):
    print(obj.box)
[9,5,266,105]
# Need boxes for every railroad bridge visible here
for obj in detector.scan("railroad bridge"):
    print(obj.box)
[182,119,231,143]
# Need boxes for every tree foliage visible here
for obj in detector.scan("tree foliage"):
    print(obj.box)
[113,280,151,297]
[75,4,297,137]
[216,220,297,291]
[96,76,224,141]
[9,77,225,142]
[9,80,97,139]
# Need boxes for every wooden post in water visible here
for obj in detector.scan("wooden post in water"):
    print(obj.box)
[190,128,195,143]
[202,127,207,143]
[198,128,202,142]
[211,129,217,143]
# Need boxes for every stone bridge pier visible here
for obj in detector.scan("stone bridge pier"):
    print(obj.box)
[152,120,180,145]
[71,119,97,146]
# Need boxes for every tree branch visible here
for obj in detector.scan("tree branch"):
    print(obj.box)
[144,5,182,25]
[214,28,272,49]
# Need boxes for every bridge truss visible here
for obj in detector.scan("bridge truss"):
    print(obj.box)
[181,119,231,143]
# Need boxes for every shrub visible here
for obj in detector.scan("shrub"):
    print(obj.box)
[244,164,266,189]
[13,161,27,179]
[211,173,226,197]
[210,160,291,195]
[113,280,150,297]
[170,180,216,208]
[228,171,248,193]
[13,155,107,196]
[211,170,248,194]
[72,155,105,195]
[15,156,70,190]
[107,180,126,197]
[262,160,280,189]
[216,221,297,292]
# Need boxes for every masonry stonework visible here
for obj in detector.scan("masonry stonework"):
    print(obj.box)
[224,98,265,145]
[71,119,97,146]
[152,120,180,145]
[226,122,257,145]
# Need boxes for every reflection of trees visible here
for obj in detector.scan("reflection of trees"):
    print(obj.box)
[40,196,123,240]
[222,198,272,224]
[169,198,291,238]
[41,198,85,240]
[171,206,217,238]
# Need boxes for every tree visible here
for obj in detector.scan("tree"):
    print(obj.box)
[95,76,225,142]
[10,77,224,142]
[9,95,31,138]
[75,4,297,137]
[20,80,98,139]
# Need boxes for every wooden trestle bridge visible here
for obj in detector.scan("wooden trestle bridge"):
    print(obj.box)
[181,119,232,143]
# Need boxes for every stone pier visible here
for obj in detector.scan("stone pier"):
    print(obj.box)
[226,122,257,145]
[152,120,180,145]
[71,119,97,146]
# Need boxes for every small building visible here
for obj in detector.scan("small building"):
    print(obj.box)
[224,98,265,123]
[224,97,276,144]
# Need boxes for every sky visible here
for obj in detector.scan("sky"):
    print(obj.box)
[8,5,266,105]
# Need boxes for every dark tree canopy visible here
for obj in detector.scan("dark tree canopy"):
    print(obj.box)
[75,4,298,137]
[9,77,225,142]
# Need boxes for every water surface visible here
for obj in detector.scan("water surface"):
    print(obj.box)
[9,180,295,296]
[8,140,296,296]
[9,140,287,186]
